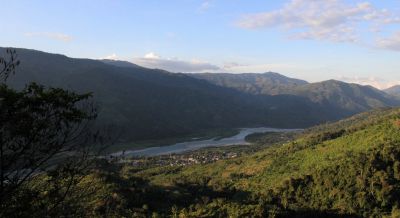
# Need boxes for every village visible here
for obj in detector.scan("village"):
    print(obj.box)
[109,150,239,167]
[105,131,296,168]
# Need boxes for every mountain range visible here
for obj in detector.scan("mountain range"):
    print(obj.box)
[191,72,399,116]
[385,85,400,97]
[1,47,399,143]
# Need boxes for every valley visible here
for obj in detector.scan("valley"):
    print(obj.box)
[3,1,400,217]
[109,127,301,157]
[80,108,400,217]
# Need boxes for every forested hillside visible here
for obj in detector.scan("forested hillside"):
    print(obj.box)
[12,107,400,217]
[192,73,399,118]
[190,72,308,95]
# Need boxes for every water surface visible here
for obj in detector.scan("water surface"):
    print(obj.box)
[112,127,300,157]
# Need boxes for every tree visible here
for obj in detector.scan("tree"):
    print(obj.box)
[0,49,99,216]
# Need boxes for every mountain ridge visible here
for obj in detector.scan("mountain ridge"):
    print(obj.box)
[385,85,400,97]
[101,59,143,69]
[190,72,400,116]
[2,47,399,143]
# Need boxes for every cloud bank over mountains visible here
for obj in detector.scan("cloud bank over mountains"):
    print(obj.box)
[338,76,400,90]
[133,52,221,73]
[99,52,400,89]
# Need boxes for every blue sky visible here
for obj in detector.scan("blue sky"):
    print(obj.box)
[1,0,400,88]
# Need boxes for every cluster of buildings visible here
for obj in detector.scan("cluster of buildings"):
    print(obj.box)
[112,151,239,167]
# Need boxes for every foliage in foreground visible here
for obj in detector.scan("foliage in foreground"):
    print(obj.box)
[0,50,98,217]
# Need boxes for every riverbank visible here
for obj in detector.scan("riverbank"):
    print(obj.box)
[106,130,300,167]
[104,128,240,153]
[110,127,301,157]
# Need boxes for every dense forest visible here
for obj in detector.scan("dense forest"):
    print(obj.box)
[4,104,400,217]
[92,107,400,217]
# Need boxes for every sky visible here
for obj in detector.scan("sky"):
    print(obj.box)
[1,0,400,89]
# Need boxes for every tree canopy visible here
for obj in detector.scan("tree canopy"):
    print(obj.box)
[0,49,98,217]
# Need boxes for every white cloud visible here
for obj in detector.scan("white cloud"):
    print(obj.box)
[338,76,400,89]
[291,26,358,43]
[24,32,72,42]
[376,31,400,51]
[134,52,220,73]
[134,55,297,74]
[143,52,160,59]
[223,62,244,69]
[236,0,400,44]
[102,53,119,60]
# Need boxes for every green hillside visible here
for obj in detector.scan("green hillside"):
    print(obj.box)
[191,73,399,118]
[290,80,399,112]
[21,107,399,217]
[190,72,308,95]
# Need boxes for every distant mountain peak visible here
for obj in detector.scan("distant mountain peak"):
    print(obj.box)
[384,85,400,96]
[262,71,286,76]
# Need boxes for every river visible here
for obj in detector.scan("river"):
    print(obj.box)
[111,127,301,157]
